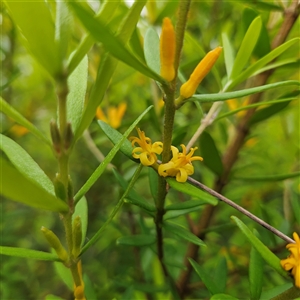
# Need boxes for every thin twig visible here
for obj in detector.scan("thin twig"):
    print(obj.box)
[187,176,295,244]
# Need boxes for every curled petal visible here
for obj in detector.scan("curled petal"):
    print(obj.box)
[139,152,156,166]
[152,142,163,154]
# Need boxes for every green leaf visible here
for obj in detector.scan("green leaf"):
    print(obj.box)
[117,234,156,247]
[166,178,218,206]
[163,222,206,247]
[73,196,88,247]
[249,231,264,300]
[74,106,152,203]
[67,0,121,74]
[231,216,288,278]
[113,169,156,213]
[213,257,228,293]
[221,32,235,77]
[260,283,294,300]
[210,294,239,300]
[216,97,297,122]
[130,27,145,62]
[291,187,300,224]
[98,121,135,160]
[199,131,223,176]
[188,258,221,295]
[68,2,163,82]
[165,199,209,211]
[144,27,160,74]
[242,8,270,58]
[0,246,60,261]
[0,134,55,195]
[227,38,299,89]
[233,171,300,182]
[191,80,300,103]
[230,16,262,80]
[1,158,68,212]
[4,1,60,76]
[0,97,51,145]
[55,1,72,63]
[73,1,148,142]
[164,206,203,221]
[67,55,88,133]
[54,261,73,290]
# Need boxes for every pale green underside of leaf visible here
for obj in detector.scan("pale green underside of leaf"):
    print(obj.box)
[1,158,68,212]
[74,106,152,203]
[144,27,160,74]
[0,246,60,261]
[73,196,88,248]
[190,80,300,103]
[231,216,289,278]
[0,97,51,145]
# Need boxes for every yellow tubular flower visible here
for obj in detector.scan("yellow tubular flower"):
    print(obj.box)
[158,144,203,183]
[130,128,163,166]
[280,232,300,288]
[180,46,222,99]
[160,17,176,82]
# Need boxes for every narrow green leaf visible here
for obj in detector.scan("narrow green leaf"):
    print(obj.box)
[117,234,156,247]
[0,246,60,261]
[0,134,55,194]
[213,257,228,293]
[68,0,121,74]
[199,131,223,176]
[233,172,300,182]
[222,32,235,77]
[260,283,293,300]
[216,97,297,122]
[1,158,68,212]
[165,199,209,211]
[113,169,156,213]
[80,164,143,254]
[227,38,299,89]
[55,1,72,63]
[191,80,300,103]
[130,26,145,62]
[54,261,73,290]
[188,258,221,295]
[210,294,239,300]
[74,106,152,203]
[163,222,206,247]
[291,188,300,224]
[164,206,203,221]
[73,196,88,247]
[98,121,135,160]
[67,55,88,133]
[4,1,60,76]
[231,216,288,278]
[230,16,262,79]
[0,97,51,145]
[249,231,264,300]
[68,2,163,82]
[166,178,218,206]
[73,1,149,142]
[144,27,160,74]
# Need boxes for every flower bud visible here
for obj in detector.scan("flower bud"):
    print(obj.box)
[41,226,68,262]
[160,18,176,82]
[50,120,62,156]
[180,46,222,99]
[63,122,73,151]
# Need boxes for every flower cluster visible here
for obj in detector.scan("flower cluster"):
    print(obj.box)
[280,232,300,288]
[130,129,203,183]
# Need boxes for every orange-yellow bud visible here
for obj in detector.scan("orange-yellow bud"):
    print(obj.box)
[160,18,176,82]
[180,46,222,99]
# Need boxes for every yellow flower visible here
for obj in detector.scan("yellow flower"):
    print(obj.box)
[160,17,176,82]
[96,102,127,129]
[158,144,203,183]
[130,128,163,166]
[280,232,300,288]
[180,47,222,99]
